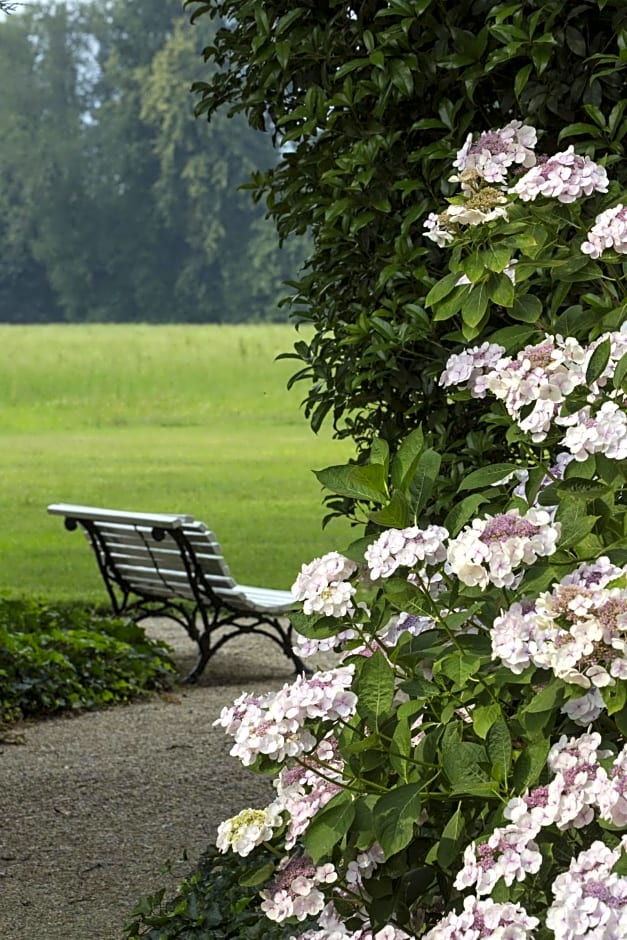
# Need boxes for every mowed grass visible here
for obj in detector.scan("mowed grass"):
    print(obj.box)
[0,324,354,603]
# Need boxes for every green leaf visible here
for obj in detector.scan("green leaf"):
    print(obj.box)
[315,463,389,503]
[373,784,422,858]
[457,463,519,492]
[444,493,488,536]
[601,681,627,716]
[442,741,494,795]
[390,717,412,782]
[462,282,489,328]
[370,437,390,468]
[435,651,481,690]
[511,294,542,323]
[408,449,441,516]
[586,337,611,385]
[289,611,342,639]
[557,508,599,550]
[557,478,611,501]
[355,649,396,727]
[514,63,532,99]
[238,861,275,887]
[486,720,512,781]
[523,679,565,714]
[425,271,464,307]
[612,351,627,392]
[472,704,501,740]
[512,739,550,790]
[391,428,424,490]
[369,491,411,528]
[487,272,515,307]
[480,245,512,273]
[303,790,355,863]
[437,805,466,868]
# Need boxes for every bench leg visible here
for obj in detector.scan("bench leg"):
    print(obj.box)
[183,630,211,684]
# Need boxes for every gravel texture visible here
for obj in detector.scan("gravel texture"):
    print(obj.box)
[0,620,297,940]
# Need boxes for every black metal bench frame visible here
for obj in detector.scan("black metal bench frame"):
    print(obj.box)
[47,504,305,682]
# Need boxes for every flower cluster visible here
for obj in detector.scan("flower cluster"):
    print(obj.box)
[292,551,358,617]
[446,508,559,589]
[441,329,627,456]
[424,188,509,246]
[547,839,627,939]
[275,737,345,849]
[491,557,627,692]
[582,203,627,258]
[260,855,338,922]
[438,341,505,396]
[452,119,537,187]
[213,666,357,766]
[423,895,538,940]
[510,145,609,203]
[425,122,610,246]
[290,901,413,940]
[560,400,627,462]
[451,733,627,936]
[365,524,448,580]
[215,804,283,856]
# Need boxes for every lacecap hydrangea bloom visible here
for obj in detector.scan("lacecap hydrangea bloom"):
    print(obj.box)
[365,524,448,580]
[446,508,559,589]
[214,666,357,766]
[292,551,358,617]
[581,203,627,258]
[452,119,537,187]
[260,855,338,923]
[423,895,538,940]
[215,803,283,856]
[546,838,627,939]
[491,558,627,691]
[510,145,609,203]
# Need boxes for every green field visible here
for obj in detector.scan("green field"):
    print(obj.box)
[0,324,353,602]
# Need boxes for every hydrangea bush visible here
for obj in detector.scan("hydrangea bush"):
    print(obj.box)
[211,124,627,938]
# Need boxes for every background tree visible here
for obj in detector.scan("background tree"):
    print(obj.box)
[187,0,627,513]
[0,0,304,323]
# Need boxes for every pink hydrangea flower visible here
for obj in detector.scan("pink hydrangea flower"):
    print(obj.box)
[510,146,608,203]
[582,203,627,258]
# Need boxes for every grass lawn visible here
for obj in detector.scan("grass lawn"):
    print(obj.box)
[0,324,354,602]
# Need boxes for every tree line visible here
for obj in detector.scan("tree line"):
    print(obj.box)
[0,0,305,323]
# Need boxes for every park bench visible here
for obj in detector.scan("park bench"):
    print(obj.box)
[47,503,305,682]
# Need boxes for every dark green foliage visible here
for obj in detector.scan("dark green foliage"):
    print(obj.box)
[0,597,176,722]
[187,0,627,481]
[124,844,310,939]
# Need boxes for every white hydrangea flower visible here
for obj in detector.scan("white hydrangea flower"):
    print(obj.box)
[216,803,283,856]
[454,822,542,895]
[447,508,559,589]
[260,855,337,923]
[292,551,358,617]
[453,120,537,187]
[424,211,454,246]
[423,895,538,940]
[492,560,627,690]
[511,146,609,203]
[546,838,627,939]
[439,341,505,395]
[214,666,357,766]
[365,525,448,580]
[558,400,627,462]
[582,203,627,258]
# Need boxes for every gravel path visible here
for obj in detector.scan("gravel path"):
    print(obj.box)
[0,620,297,940]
